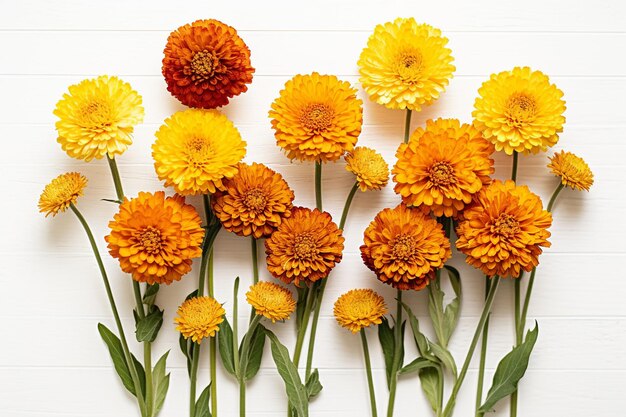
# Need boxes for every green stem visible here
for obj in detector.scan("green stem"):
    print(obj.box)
[386,290,403,417]
[144,342,153,416]
[314,161,323,210]
[293,287,315,367]
[403,109,413,144]
[239,381,246,417]
[339,183,359,230]
[107,156,125,201]
[361,330,378,417]
[239,316,262,417]
[511,151,519,182]
[547,183,565,212]
[233,278,240,376]
[208,250,218,417]
[189,343,201,417]
[251,237,259,284]
[475,277,491,417]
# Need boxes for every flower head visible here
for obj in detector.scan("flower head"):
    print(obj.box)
[175,296,225,343]
[152,109,246,195]
[548,150,594,191]
[334,289,388,333]
[393,118,495,217]
[38,172,88,217]
[162,19,254,108]
[265,207,344,286]
[358,18,455,111]
[473,67,566,155]
[106,191,205,285]
[269,72,363,162]
[456,180,552,278]
[212,163,294,238]
[345,147,390,191]
[54,76,144,161]
[361,204,451,291]
[246,281,296,322]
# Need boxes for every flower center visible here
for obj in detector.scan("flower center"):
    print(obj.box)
[300,103,334,131]
[505,93,537,124]
[185,137,213,166]
[395,50,423,81]
[491,213,520,238]
[392,234,417,261]
[139,226,163,254]
[79,100,112,127]
[243,188,268,212]
[191,50,220,81]
[293,233,318,260]
[429,161,455,186]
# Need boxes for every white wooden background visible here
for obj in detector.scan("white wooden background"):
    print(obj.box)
[2,1,625,416]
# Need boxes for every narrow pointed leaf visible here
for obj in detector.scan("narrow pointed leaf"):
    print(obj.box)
[143,284,160,306]
[430,342,458,379]
[305,368,323,399]
[135,308,164,343]
[399,357,438,375]
[152,351,170,414]
[419,366,443,413]
[377,317,395,388]
[217,317,236,376]
[194,384,212,417]
[401,302,437,363]
[244,324,266,381]
[97,323,139,397]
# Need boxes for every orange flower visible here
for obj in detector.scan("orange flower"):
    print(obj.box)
[162,19,254,108]
[38,172,88,217]
[548,150,594,191]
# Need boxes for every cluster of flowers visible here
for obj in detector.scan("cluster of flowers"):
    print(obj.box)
[38,17,593,417]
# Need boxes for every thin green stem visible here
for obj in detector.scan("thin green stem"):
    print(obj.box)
[189,343,201,417]
[403,109,413,144]
[107,156,125,201]
[314,161,323,210]
[238,316,262,417]
[251,237,259,284]
[475,277,491,417]
[547,183,565,212]
[239,381,246,417]
[208,250,218,417]
[361,330,378,417]
[144,342,153,416]
[293,287,315,367]
[511,152,519,182]
[233,278,240,376]
[386,290,403,417]
[339,183,359,230]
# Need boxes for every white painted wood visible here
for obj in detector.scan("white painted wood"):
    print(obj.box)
[1,1,625,416]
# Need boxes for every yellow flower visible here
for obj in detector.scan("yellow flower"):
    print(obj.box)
[334,289,388,333]
[212,163,295,238]
[393,118,495,217]
[54,76,144,161]
[38,172,88,217]
[345,147,389,191]
[152,109,246,195]
[473,67,566,155]
[269,72,363,162]
[246,281,296,323]
[548,150,594,191]
[361,204,451,291]
[456,180,552,278]
[106,191,205,285]
[358,18,455,111]
[175,296,225,343]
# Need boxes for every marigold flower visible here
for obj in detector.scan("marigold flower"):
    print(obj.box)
[212,163,294,238]
[265,207,344,286]
[175,296,225,343]
[393,118,495,217]
[106,191,205,285]
[456,180,552,278]
[246,281,296,323]
[269,72,363,162]
[548,150,594,191]
[54,76,144,161]
[162,19,254,108]
[473,67,566,155]
[152,109,246,195]
[361,204,451,291]
[334,289,388,333]
[38,172,88,217]
[358,18,455,111]
[345,147,389,191]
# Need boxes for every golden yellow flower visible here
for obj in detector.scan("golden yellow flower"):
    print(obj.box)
[38,172,88,217]
[361,204,451,291]
[54,76,144,161]
[456,180,552,278]
[345,147,389,191]
[473,66,566,155]
[269,72,363,162]
[333,289,388,333]
[246,281,296,323]
[212,163,294,238]
[548,150,594,191]
[152,109,246,195]
[358,18,455,111]
[393,118,495,217]
[265,207,344,286]
[106,191,205,285]
[175,296,225,343]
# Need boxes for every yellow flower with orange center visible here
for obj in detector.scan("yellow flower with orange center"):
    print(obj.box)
[361,204,451,291]
[334,289,388,333]
[246,281,296,323]
[38,172,88,217]
[265,207,344,286]
[175,296,225,343]
[269,72,363,162]
[106,191,205,285]
[548,150,594,191]
[456,180,552,278]
[212,163,294,238]
[345,147,390,191]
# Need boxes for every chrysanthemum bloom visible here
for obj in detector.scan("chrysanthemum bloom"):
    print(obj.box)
[333,289,388,333]
[548,150,594,191]
[345,147,389,191]
[265,207,344,286]
[360,204,451,291]
[473,67,566,155]
[358,18,455,111]
[246,281,296,323]
[212,163,294,238]
[152,109,246,195]
[456,180,552,278]
[393,118,495,217]
[54,76,144,162]
[175,296,225,343]
[106,191,205,285]
[269,72,363,162]
[162,19,254,108]
[38,172,88,217]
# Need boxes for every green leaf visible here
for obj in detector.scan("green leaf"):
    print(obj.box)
[419,366,443,413]
[428,277,447,346]
[266,330,309,417]
[401,302,437,363]
[136,308,164,343]
[479,323,539,413]
[377,317,395,388]
[97,323,141,397]
[194,384,212,417]
[152,351,170,415]
[428,267,463,348]
[143,284,160,306]
[132,354,146,397]
[443,265,462,344]
[243,324,266,381]
[430,342,458,379]
[399,357,438,375]
[305,368,323,399]
[217,317,236,377]
[295,286,307,330]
